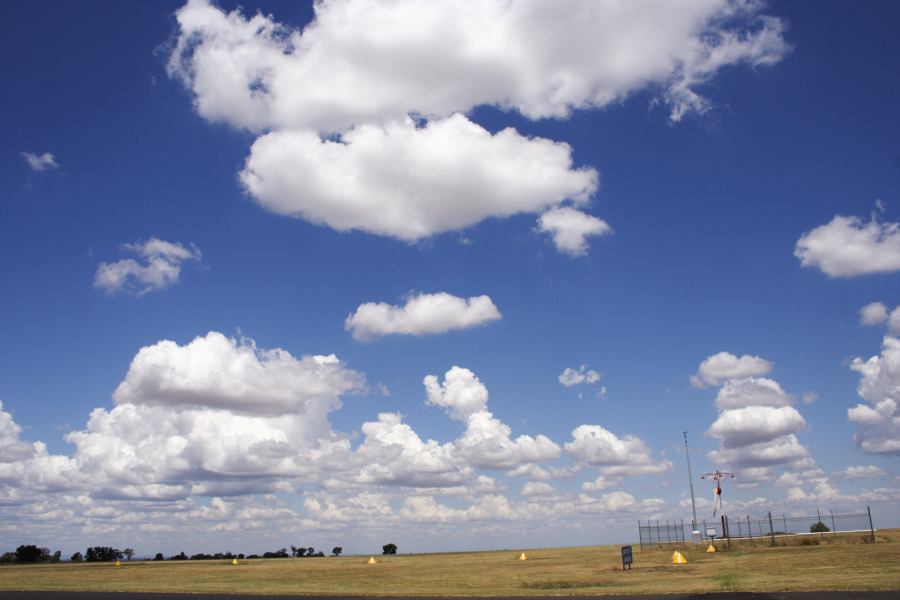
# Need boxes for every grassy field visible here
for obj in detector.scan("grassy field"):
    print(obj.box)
[2,530,899,596]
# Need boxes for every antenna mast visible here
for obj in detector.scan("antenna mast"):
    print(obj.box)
[683,431,698,530]
[701,469,735,517]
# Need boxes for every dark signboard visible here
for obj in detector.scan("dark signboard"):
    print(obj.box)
[621,545,632,570]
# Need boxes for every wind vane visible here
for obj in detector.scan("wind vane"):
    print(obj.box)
[700,470,734,517]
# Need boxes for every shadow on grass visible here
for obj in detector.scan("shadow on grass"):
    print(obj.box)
[520,580,611,590]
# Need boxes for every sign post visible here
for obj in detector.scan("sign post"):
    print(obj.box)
[621,545,633,571]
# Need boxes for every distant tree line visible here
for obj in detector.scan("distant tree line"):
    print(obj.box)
[2,542,383,563]
[0,545,61,564]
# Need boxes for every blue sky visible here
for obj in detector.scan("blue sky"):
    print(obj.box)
[1,0,899,556]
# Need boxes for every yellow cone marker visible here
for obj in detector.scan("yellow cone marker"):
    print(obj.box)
[518,552,527,561]
[671,550,687,564]
[232,558,239,565]
[706,544,716,553]
[114,560,122,567]
[367,556,377,564]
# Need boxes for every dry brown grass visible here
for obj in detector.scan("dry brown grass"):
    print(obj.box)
[2,529,899,596]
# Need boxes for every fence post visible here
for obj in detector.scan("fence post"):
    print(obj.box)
[722,515,730,550]
[830,510,836,537]
[638,520,642,552]
[817,508,823,539]
[657,519,660,548]
[747,515,752,544]
[768,512,775,546]
[867,506,875,544]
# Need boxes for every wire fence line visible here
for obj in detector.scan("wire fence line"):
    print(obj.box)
[637,506,877,551]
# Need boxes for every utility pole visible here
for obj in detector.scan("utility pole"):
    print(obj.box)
[684,431,698,530]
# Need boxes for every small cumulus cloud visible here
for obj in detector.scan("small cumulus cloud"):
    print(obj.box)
[94,237,201,296]
[345,292,501,341]
[21,151,59,172]
[559,365,602,387]
[537,207,611,257]
[834,465,887,480]
[795,213,900,277]
[691,352,773,388]
[860,302,889,326]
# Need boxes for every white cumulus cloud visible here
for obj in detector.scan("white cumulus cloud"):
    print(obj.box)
[521,481,555,497]
[21,151,59,172]
[169,0,787,131]
[565,424,670,475]
[537,207,611,257]
[707,434,809,467]
[94,237,201,296]
[835,465,888,479]
[691,352,773,387]
[424,366,489,423]
[239,115,597,242]
[795,215,900,277]
[860,302,889,326]
[559,365,602,387]
[707,405,806,448]
[714,377,792,409]
[345,292,501,341]
[453,410,561,470]
[113,332,366,417]
[168,0,787,244]
[354,413,466,487]
[424,366,561,470]
[848,336,900,455]
[696,352,815,469]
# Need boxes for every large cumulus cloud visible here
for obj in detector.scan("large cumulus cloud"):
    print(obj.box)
[167,0,787,250]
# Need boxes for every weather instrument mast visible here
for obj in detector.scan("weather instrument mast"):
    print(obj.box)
[683,432,698,530]
[701,470,734,518]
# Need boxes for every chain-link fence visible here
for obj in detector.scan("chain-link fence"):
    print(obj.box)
[638,507,876,551]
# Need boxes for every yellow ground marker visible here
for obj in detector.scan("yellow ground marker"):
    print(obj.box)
[114,560,121,567]
[706,544,717,553]
[232,558,239,565]
[671,550,687,564]
[518,552,527,561]
[367,556,377,564]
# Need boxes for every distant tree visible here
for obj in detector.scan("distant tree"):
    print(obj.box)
[70,552,84,563]
[237,553,245,559]
[15,545,49,563]
[305,547,314,557]
[332,547,342,557]
[382,543,397,555]
[51,550,61,563]
[85,547,122,562]
[154,553,164,561]
[0,552,16,564]
[291,545,306,558]
[123,548,135,561]
[810,521,831,533]
[169,551,188,561]
[316,551,325,557]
